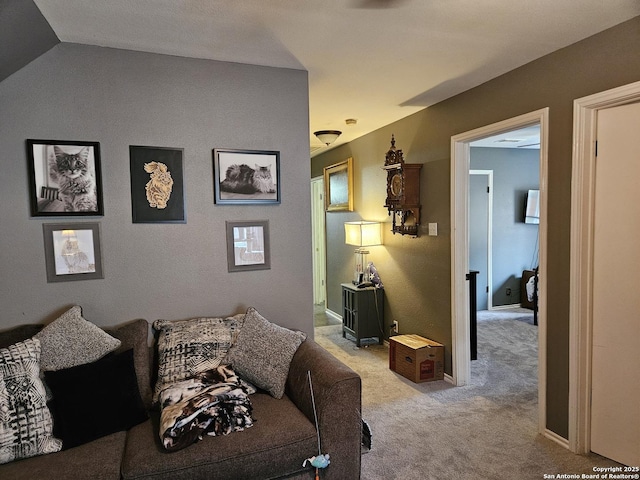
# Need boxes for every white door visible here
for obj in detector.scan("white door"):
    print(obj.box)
[469,171,492,310]
[311,177,326,305]
[591,101,640,466]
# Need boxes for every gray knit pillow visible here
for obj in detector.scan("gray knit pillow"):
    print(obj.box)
[0,338,62,464]
[226,307,306,399]
[34,306,121,371]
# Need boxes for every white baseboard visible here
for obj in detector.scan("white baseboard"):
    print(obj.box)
[490,303,522,311]
[325,309,342,322]
[543,428,570,450]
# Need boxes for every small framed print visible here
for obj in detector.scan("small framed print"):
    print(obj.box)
[213,149,280,205]
[27,139,104,217]
[43,222,103,282]
[129,145,185,223]
[225,220,270,272]
[324,157,353,212]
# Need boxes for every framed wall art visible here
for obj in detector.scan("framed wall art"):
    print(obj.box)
[213,149,280,205]
[225,220,271,272]
[43,222,103,282]
[324,157,353,212]
[27,139,104,217]
[129,145,185,223]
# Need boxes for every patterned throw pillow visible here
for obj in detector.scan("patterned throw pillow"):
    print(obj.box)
[33,306,121,371]
[226,307,306,399]
[0,338,62,464]
[152,315,243,403]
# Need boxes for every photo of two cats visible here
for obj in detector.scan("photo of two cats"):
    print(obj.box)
[214,149,280,205]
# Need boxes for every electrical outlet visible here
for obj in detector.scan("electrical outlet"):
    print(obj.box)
[391,320,399,334]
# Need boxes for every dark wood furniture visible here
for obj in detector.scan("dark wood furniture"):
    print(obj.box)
[341,283,384,346]
[382,135,422,236]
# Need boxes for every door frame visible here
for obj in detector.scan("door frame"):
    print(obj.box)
[451,108,549,436]
[569,80,640,454]
[469,169,494,310]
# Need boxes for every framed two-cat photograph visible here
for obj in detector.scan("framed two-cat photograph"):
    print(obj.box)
[129,145,185,223]
[26,139,104,217]
[42,222,103,283]
[213,149,280,205]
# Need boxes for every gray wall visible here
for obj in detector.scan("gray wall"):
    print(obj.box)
[0,43,313,334]
[470,147,540,307]
[312,16,640,439]
[0,0,59,82]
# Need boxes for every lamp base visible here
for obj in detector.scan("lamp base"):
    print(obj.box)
[352,248,369,285]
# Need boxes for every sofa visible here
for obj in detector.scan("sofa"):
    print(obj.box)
[0,307,362,480]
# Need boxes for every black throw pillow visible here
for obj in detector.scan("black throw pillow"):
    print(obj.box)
[44,348,148,449]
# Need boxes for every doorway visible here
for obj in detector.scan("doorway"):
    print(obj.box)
[569,80,640,463]
[451,108,549,436]
[469,130,541,311]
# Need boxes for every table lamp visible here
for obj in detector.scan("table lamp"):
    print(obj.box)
[344,221,382,285]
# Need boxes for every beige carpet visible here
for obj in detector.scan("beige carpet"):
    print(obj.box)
[314,310,622,480]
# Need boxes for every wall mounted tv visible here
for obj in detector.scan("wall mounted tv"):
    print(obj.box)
[524,189,540,224]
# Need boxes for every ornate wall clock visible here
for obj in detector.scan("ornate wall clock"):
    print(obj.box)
[382,135,422,236]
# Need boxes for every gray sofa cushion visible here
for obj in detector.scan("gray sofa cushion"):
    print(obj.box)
[121,392,317,480]
[0,324,43,348]
[0,431,126,480]
[106,319,153,410]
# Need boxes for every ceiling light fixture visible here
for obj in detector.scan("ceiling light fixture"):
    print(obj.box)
[314,130,342,146]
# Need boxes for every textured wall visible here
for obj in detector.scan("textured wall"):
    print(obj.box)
[0,0,59,82]
[312,16,640,438]
[0,43,312,334]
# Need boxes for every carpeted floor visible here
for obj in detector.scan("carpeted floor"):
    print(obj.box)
[314,308,622,480]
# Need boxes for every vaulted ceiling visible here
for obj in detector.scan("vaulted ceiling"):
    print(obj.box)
[5,1,640,155]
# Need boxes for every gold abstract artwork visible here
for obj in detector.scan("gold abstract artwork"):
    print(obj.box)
[144,161,173,209]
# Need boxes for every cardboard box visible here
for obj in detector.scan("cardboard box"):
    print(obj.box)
[389,334,444,383]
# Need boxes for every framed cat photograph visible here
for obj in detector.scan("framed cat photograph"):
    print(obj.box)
[26,139,104,217]
[42,222,103,282]
[225,220,271,272]
[129,145,185,223]
[213,149,280,205]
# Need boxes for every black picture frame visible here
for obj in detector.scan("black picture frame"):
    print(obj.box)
[129,146,185,223]
[43,222,103,282]
[27,139,104,217]
[213,149,280,205]
[225,220,271,272]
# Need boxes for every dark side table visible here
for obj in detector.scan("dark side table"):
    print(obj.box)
[341,283,384,347]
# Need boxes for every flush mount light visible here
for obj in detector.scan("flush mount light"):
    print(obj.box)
[314,130,342,146]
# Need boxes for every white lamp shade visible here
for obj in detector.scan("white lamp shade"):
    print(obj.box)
[344,221,383,247]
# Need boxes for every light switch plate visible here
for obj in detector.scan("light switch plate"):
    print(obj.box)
[428,223,438,236]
